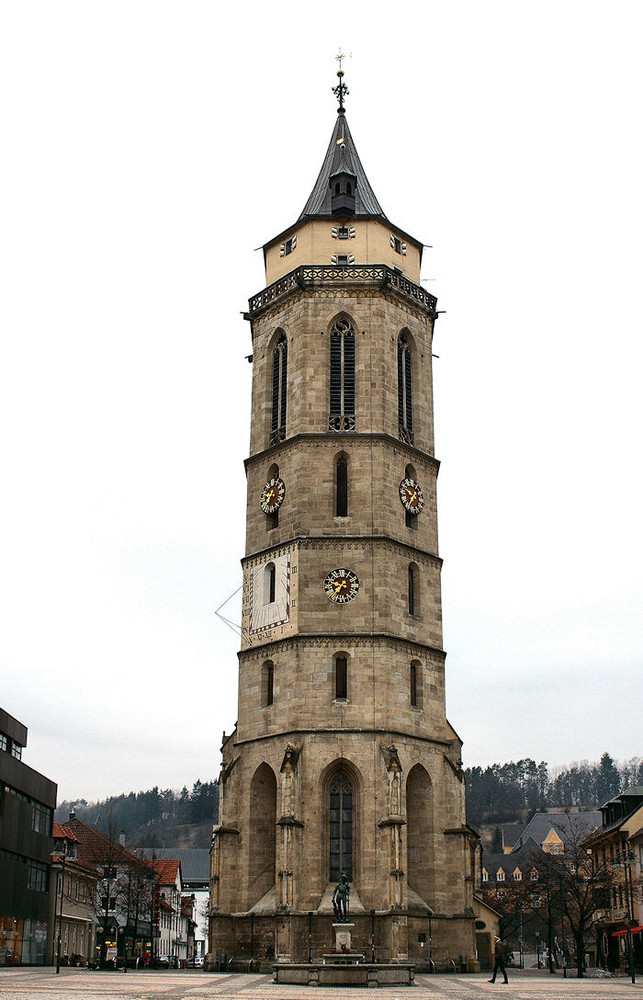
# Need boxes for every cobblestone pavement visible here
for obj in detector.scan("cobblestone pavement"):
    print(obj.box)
[0,969,639,1000]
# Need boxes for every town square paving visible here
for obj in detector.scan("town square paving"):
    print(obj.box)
[0,969,640,1000]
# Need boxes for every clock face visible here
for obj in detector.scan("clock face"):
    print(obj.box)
[399,478,424,515]
[260,477,285,514]
[324,568,360,604]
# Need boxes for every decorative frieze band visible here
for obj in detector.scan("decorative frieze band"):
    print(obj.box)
[245,431,440,474]
[242,535,441,570]
[238,632,446,664]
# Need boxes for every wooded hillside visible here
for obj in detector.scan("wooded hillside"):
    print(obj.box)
[55,779,218,848]
[465,752,641,828]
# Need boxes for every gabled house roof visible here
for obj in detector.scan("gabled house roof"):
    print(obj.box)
[149,857,181,888]
[600,786,643,828]
[140,847,209,885]
[500,823,525,852]
[482,841,542,880]
[512,811,601,853]
[53,822,79,841]
[63,814,150,876]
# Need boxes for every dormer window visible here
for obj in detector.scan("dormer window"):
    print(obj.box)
[330,170,357,216]
[279,235,297,257]
[390,234,407,255]
[332,226,356,240]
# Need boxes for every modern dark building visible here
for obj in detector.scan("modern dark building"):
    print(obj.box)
[0,708,56,964]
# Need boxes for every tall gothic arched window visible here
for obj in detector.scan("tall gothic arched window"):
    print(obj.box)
[329,770,353,881]
[398,332,413,444]
[270,333,287,445]
[329,317,356,432]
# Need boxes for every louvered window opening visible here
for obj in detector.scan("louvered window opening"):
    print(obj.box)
[329,318,356,432]
[398,334,413,444]
[329,771,353,881]
[270,336,287,445]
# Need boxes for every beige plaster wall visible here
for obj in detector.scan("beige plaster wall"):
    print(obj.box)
[264,218,422,285]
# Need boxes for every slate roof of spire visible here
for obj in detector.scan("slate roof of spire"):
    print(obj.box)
[299,111,385,220]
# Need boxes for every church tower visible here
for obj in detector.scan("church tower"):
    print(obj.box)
[208,68,477,968]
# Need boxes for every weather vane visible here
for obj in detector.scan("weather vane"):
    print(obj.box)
[333,49,350,113]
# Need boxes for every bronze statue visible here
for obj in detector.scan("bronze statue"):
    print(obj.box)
[332,872,351,921]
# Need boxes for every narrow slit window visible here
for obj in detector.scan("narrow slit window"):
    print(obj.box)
[410,661,422,708]
[263,661,274,707]
[408,564,416,615]
[336,455,348,517]
[265,563,276,604]
[335,656,348,699]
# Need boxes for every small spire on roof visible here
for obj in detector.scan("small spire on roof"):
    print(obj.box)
[333,50,349,114]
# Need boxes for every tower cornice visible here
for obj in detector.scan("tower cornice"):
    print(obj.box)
[230,726,455,753]
[237,631,446,662]
[240,534,442,569]
[244,431,440,474]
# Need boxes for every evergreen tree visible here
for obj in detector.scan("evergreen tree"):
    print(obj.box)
[595,752,621,804]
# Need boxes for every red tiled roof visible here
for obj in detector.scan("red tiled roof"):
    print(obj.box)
[64,815,151,874]
[53,822,79,841]
[149,858,181,886]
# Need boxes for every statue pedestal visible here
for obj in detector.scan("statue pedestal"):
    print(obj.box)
[332,921,354,953]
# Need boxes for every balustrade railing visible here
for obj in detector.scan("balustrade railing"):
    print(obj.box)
[248,265,437,316]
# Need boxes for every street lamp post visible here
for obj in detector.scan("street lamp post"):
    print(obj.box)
[427,909,434,973]
[51,848,68,974]
[546,890,555,974]
[615,848,636,985]
[559,875,567,979]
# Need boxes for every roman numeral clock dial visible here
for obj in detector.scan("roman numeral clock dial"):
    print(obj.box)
[323,568,360,604]
[260,476,285,514]
[399,478,424,515]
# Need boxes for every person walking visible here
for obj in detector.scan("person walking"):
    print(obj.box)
[489,935,509,984]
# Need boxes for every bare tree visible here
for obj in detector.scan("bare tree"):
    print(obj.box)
[538,814,613,978]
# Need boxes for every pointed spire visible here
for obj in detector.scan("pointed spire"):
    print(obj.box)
[298,55,385,220]
[299,112,384,220]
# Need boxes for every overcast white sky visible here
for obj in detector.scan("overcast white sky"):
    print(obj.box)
[1,2,641,805]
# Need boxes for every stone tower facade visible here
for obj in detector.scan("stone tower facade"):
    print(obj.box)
[207,86,477,969]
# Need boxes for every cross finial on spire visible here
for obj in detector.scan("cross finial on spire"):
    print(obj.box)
[333,49,350,114]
